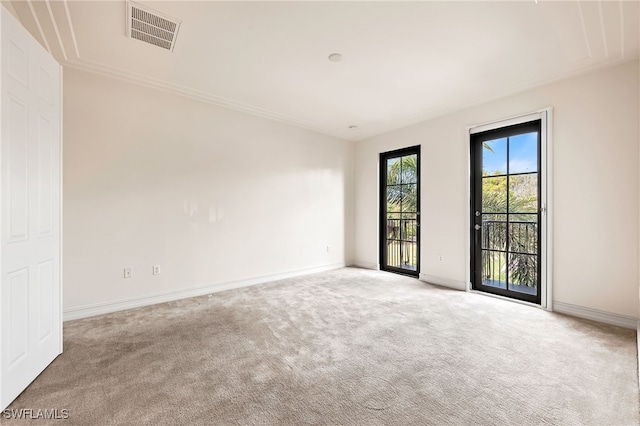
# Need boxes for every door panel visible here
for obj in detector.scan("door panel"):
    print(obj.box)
[471,121,541,304]
[38,260,55,342]
[7,96,29,242]
[36,114,55,237]
[1,7,62,410]
[8,268,29,365]
[7,38,28,87]
[380,146,420,276]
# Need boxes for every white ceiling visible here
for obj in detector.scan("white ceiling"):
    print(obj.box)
[5,0,640,141]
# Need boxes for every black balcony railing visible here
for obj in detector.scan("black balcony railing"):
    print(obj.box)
[386,217,417,271]
[482,220,537,254]
[481,220,538,289]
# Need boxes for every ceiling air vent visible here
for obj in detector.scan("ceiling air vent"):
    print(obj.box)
[126,1,181,51]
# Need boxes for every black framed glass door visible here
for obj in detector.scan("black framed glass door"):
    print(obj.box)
[471,121,541,304]
[380,146,420,277]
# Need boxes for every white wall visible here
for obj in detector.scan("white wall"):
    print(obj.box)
[63,68,354,312]
[64,61,639,320]
[355,60,640,318]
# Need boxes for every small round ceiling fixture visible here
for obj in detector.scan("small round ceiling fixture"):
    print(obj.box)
[328,53,343,62]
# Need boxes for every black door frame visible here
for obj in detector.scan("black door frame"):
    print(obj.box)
[379,146,421,277]
[470,120,542,305]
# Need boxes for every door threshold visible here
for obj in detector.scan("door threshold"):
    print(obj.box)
[469,288,548,311]
[382,269,419,278]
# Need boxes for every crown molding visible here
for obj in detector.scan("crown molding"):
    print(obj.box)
[63,51,634,145]
[62,0,80,59]
[577,1,593,58]
[26,0,51,54]
[14,0,639,143]
[45,0,67,61]
[63,57,353,141]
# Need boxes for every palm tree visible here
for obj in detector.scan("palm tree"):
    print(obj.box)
[386,155,418,213]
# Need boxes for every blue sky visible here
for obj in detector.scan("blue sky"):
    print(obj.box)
[483,132,538,175]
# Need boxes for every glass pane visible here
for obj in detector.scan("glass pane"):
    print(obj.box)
[387,240,401,267]
[386,187,402,212]
[482,214,506,251]
[400,183,417,212]
[508,253,537,295]
[482,138,507,175]
[509,174,538,213]
[509,132,538,174]
[400,241,417,271]
[387,158,400,185]
[400,154,418,184]
[400,214,418,242]
[508,220,537,255]
[482,176,507,213]
[386,214,400,241]
[482,250,506,287]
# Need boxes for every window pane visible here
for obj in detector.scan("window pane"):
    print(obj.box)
[508,253,537,294]
[482,214,506,251]
[508,174,538,213]
[386,215,401,241]
[482,251,506,286]
[482,176,507,213]
[386,158,400,185]
[482,138,507,175]
[400,183,417,212]
[508,220,537,255]
[509,132,538,174]
[401,213,418,242]
[387,241,401,267]
[400,154,418,184]
[387,187,402,212]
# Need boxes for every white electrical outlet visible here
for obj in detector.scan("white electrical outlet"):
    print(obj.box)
[438,254,444,262]
[153,265,161,275]
[326,245,330,252]
[124,268,132,278]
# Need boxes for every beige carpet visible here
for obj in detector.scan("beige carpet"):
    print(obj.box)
[1,267,638,425]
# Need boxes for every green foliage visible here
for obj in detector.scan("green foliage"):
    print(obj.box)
[386,155,418,213]
[481,171,538,287]
[481,171,536,213]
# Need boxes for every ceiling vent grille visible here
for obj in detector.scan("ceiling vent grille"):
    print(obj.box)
[126,2,181,51]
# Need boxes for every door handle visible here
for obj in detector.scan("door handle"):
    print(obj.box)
[474,224,481,231]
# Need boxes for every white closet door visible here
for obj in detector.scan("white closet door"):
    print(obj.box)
[0,6,62,410]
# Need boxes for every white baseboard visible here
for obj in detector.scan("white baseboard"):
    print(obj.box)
[553,301,637,329]
[419,274,466,291]
[353,261,380,270]
[63,262,346,321]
